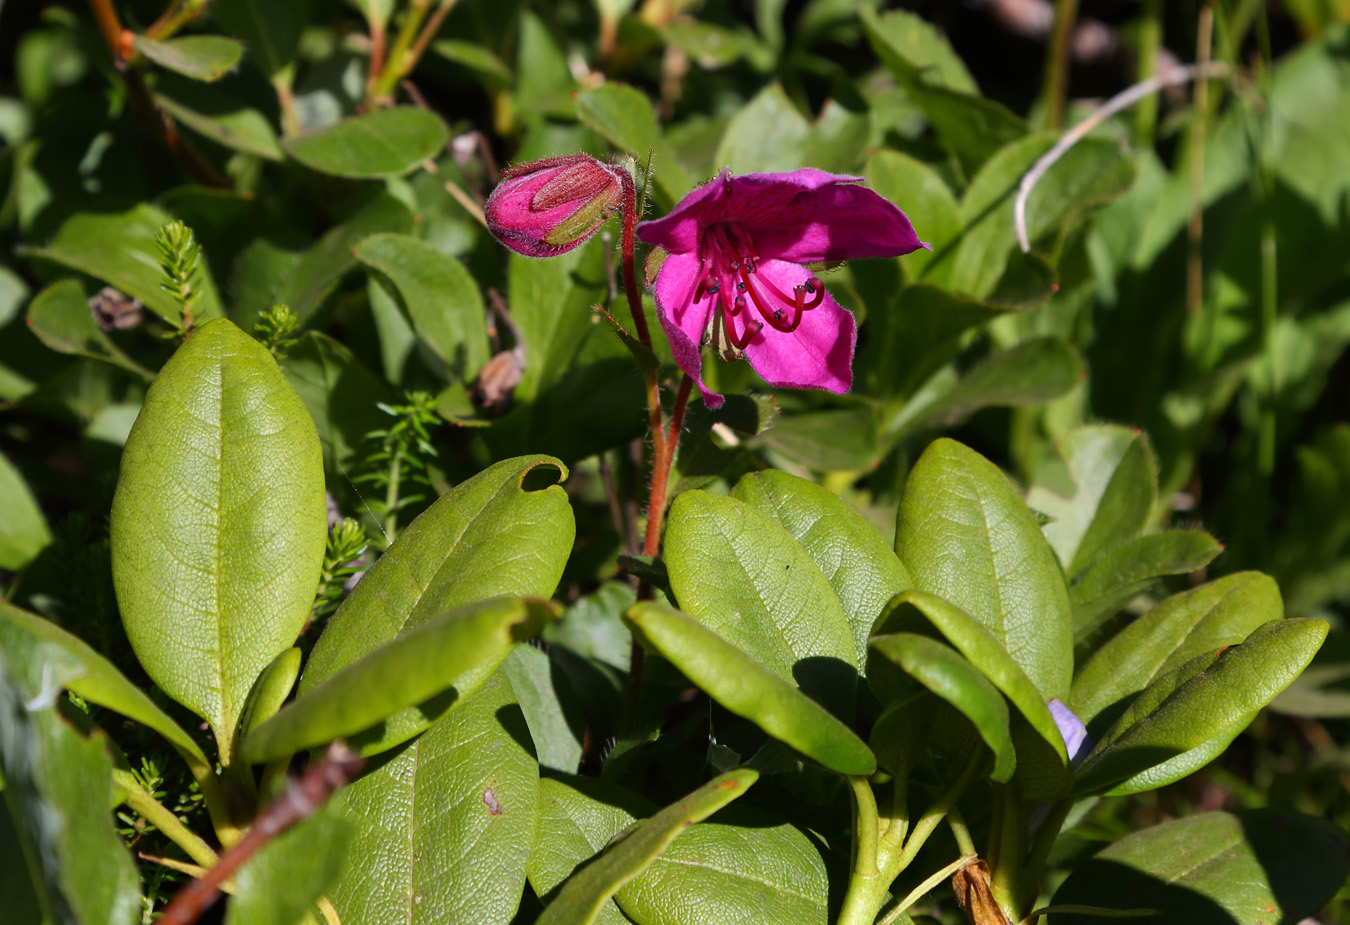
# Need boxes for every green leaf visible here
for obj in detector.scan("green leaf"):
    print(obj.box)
[25,280,152,380]
[614,808,829,925]
[353,234,490,382]
[234,647,301,749]
[1070,531,1224,640]
[1071,572,1282,727]
[242,596,557,762]
[858,8,1025,173]
[755,405,881,473]
[896,438,1073,699]
[892,338,1084,439]
[0,656,140,925]
[303,455,574,682]
[863,150,961,282]
[942,134,1135,300]
[225,804,351,925]
[1027,425,1158,578]
[1050,810,1350,924]
[213,0,310,78]
[859,284,1010,403]
[431,40,512,92]
[871,590,1067,764]
[19,204,224,326]
[535,769,759,925]
[663,490,858,712]
[713,84,867,175]
[133,35,243,82]
[503,643,583,774]
[530,776,649,925]
[1075,618,1328,796]
[283,108,449,179]
[730,470,912,666]
[853,8,977,94]
[0,452,51,571]
[282,193,416,323]
[869,633,1015,781]
[111,319,327,764]
[154,88,283,161]
[625,602,876,776]
[575,83,694,205]
[279,331,395,480]
[329,667,539,925]
[0,601,212,776]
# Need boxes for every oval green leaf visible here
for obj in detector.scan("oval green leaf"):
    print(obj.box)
[1026,425,1158,578]
[731,470,912,668]
[241,596,558,762]
[26,280,152,379]
[663,490,857,713]
[302,455,574,689]
[19,205,224,325]
[1050,810,1350,924]
[328,667,539,925]
[353,233,490,382]
[535,769,759,925]
[1071,572,1282,727]
[615,809,829,925]
[132,35,243,82]
[896,438,1073,700]
[0,601,211,776]
[869,632,1014,782]
[283,108,449,178]
[111,319,326,765]
[1070,530,1224,640]
[1074,618,1328,796]
[0,657,140,925]
[225,805,351,925]
[624,602,876,776]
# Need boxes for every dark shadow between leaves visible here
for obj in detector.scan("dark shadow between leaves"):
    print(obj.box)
[791,655,861,722]
[1051,861,1240,925]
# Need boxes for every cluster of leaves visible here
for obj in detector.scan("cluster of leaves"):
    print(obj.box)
[2,1,1350,924]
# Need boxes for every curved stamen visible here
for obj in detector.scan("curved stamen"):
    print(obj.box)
[738,265,803,334]
[754,272,826,314]
[722,304,762,349]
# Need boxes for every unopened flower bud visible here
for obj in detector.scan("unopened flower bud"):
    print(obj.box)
[485,154,624,258]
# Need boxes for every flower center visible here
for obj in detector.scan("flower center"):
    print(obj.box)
[692,223,824,354]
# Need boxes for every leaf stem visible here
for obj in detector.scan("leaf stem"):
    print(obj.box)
[881,853,979,925]
[1133,0,1163,146]
[114,768,219,870]
[988,783,1026,921]
[147,0,210,41]
[837,775,885,925]
[1043,0,1079,129]
[947,804,977,856]
[1021,798,1073,912]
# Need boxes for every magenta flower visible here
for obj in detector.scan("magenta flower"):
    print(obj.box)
[636,168,926,408]
[485,154,624,258]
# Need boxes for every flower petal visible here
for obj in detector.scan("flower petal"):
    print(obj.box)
[751,180,927,264]
[741,260,855,395]
[636,168,926,264]
[651,251,723,408]
[1048,698,1090,765]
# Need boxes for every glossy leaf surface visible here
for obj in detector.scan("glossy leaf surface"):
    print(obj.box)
[284,108,449,178]
[1050,810,1350,924]
[731,469,912,667]
[1071,572,1283,726]
[896,438,1073,700]
[110,319,326,764]
[0,658,140,925]
[1070,531,1224,639]
[225,805,350,925]
[625,602,876,775]
[869,632,1015,781]
[1075,618,1328,795]
[328,667,538,925]
[535,769,759,925]
[353,233,489,382]
[243,596,557,761]
[663,490,857,711]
